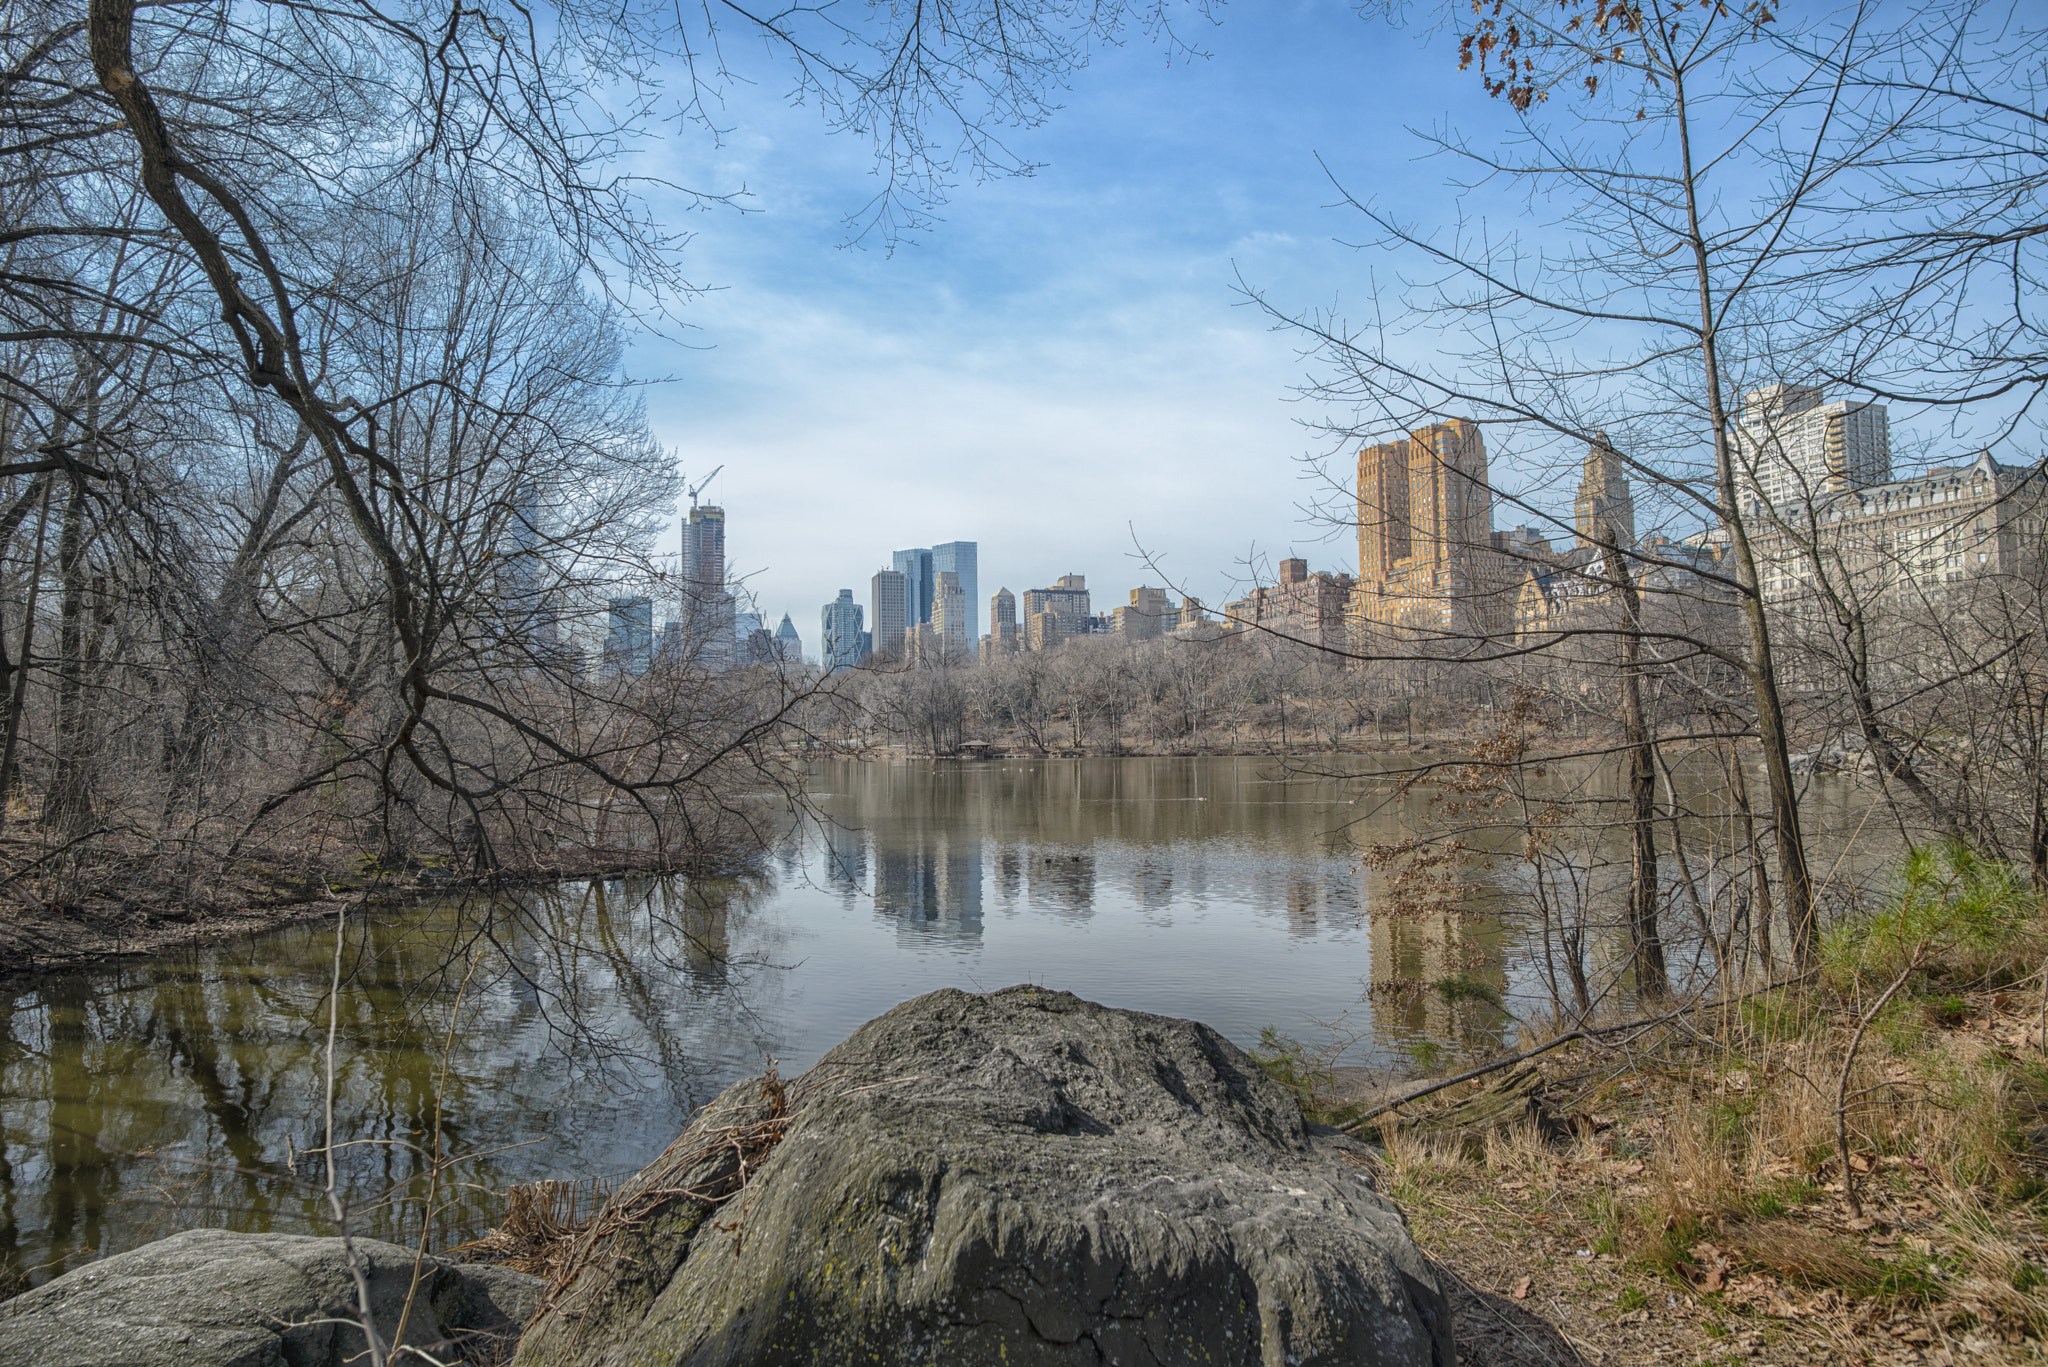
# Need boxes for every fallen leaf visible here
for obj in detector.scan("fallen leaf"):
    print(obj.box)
[1849,1153,1876,1173]
[1512,1275,1532,1300]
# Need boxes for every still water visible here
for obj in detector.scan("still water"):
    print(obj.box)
[0,754,1879,1291]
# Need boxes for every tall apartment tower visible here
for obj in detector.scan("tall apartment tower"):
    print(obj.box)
[500,480,558,653]
[1575,436,1636,548]
[1353,418,1509,638]
[932,571,968,649]
[1738,383,1891,513]
[933,541,979,641]
[1114,585,1172,641]
[870,568,909,660]
[684,505,726,589]
[981,587,1020,660]
[1021,574,1090,651]
[679,504,732,670]
[892,547,936,627]
[821,589,868,669]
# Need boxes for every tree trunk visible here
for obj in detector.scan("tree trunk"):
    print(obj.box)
[41,477,91,837]
[1601,531,1666,997]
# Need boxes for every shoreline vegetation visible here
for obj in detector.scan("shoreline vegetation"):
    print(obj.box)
[1247,840,2048,1365]
[0,725,1823,984]
[0,839,763,983]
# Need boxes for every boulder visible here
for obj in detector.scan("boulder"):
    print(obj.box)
[0,1227,544,1367]
[515,985,1453,1367]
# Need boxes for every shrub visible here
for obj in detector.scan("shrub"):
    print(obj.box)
[1822,839,2041,993]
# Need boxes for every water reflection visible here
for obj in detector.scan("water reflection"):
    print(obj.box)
[1,754,1885,1294]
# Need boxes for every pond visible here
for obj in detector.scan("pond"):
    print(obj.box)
[0,753,1879,1292]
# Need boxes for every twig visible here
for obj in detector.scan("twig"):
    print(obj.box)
[322,899,388,1367]
[393,951,479,1350]
[1348,971,1817,1129]
[1837,948,1925,1221]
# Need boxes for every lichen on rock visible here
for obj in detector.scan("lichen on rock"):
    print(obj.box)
[515,985,1454,1366]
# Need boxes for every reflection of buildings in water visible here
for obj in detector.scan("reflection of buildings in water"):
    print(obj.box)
[994,844,1023,905]
[674,883,733,986]
[873,837,984,943]
[1287,875,1319,937]
[1028,849,1096,918]
[823,824,867,895]
[1130,861,1174,915]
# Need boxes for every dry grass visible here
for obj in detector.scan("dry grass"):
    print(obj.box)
[450,1178,611,1279]
[1354,976,2048,1364]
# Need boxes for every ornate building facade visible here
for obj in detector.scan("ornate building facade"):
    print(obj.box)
[1350,419,1514,645]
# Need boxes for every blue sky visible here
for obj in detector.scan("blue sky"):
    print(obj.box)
[626,2,1507,654]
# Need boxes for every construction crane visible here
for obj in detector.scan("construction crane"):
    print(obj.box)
[687,465,724,509]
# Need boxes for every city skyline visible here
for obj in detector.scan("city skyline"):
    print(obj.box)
[633,7,1535,664]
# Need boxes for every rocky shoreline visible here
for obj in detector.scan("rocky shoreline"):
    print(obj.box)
[3,987,1458,1367]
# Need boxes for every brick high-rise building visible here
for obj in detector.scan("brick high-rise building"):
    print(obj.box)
[678,503,733,670]
[1224,560,1355,650]
[1021,574,1090,650]
[1351,419,1512,643]
[1113,585,1173,641]
[1575,435,1635,549]
[980,587,1020,661]
[932,571,968,647]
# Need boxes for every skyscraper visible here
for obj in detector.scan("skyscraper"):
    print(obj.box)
[1021,574,1089,650]
[1737,384,1892,513]
[1352,418,1513,640]
[1575,436,1636,548]
[933,541,978,641]
[500,480,557,655]
[932,571,968,648]
[821,589,868,669]
[892,547,935,627]
[980,587,1020,661]
[870,568,909,660]
[773,613,802,663]
[681,503,733,670]
[683,504,726,590]
[603,595,653,677]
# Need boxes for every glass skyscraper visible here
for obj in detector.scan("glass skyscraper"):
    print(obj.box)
[821,589,868,669]
[603,595,653,677]
[891,547,935,628]
[933,541,978,641]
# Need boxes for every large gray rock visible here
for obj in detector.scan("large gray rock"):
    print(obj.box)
[0,1228,544,1367]
[516,985,1453,1367]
